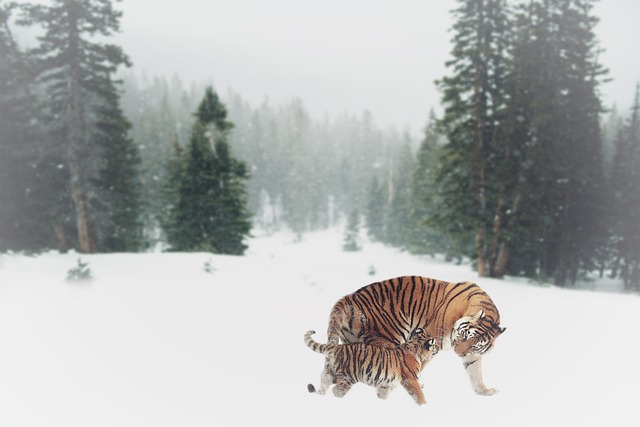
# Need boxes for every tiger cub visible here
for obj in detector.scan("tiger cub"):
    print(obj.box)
[304,328,438,405]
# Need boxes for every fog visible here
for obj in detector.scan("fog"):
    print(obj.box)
[112,0,640,132]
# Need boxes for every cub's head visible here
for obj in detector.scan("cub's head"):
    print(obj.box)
[451,310,506,357]
[410,328,439,360]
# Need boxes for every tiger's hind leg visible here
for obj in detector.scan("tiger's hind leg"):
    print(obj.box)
[376,384,395,400]
[401,377,427,405]
[308,365,334,395]
[332,376,354,398]
[462,355,498,396]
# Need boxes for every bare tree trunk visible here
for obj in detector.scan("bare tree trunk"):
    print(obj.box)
[476,227,488,277]
[67,92,96,253]
[66,12,96,253]
[493,243,510,278]
[473,1,487,278]
[53,223,67,253]
[488,197,505,276]
[69,174,96,253]
[492,193,522,278]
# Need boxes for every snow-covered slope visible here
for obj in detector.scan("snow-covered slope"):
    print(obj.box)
[0,230,637,426]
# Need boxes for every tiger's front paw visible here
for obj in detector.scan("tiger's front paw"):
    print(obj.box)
[476,387,499,396]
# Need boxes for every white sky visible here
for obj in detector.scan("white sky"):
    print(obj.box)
[83,1,640,132]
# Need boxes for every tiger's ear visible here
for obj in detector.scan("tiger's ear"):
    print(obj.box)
[472,310,485,322]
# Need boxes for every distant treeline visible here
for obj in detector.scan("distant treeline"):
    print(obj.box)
[119,72,407,236]
[1,0,638,291]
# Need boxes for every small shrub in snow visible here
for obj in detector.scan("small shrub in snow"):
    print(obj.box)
[368,265,377,276]
[528,272,551,287]
[203,258,216,274]
[66,258,92,283]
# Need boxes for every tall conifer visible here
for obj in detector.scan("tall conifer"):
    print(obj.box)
[164,87,251,254]
[436,0,511,276]
[503,0,607,284]
[407,114,449,256]
[0,2,51,251]
[610,84,640,290]
[21,0,132,253]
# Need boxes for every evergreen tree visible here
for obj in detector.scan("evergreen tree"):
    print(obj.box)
[164,87,251,254]
[342,209,361,252]
[610,84,640,290]
[365,174,388,242]
[0,3,44,251]
[434,0,606,283]
[502,0,607,284]
[385,137,414,248]
[436,0,512,276]
[281,100,313,238]
[407,113,448,256]
[0,2,68,252]
[94,85,145,252]
[20,0,132,253]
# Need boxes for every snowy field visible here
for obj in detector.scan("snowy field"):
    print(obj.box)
[0,229,638,427]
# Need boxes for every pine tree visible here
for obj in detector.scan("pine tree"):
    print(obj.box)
[281,99,313,238]
[435,0,512,276]
[610,84,640,290]
[342,210,361,252]
[502,0,607,284]
[164,87,251,254]
[20,0,132,253]
[385,137,414,248]
[365,175,388,242]
[93,85,145,252]
[407,113,448,256]
[0,2,60,252]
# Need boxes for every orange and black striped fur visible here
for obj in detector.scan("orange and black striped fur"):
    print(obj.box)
[304,328,438,405]
[327,276,505,396]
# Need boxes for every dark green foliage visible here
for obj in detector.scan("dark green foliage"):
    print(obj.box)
[14,0,139,253]
[342,210,361,252]
[66,258,92,283]
[163,87,251,254]
[609,84,640,290]
[0,3,52,251]
[435,0,512,276]
[123,79,404,240]
[385,139,414,248]
[425,0,609,284]
[500,0,607,284]
[94,87,145,252]
[406,115,451,256]
[365,175,388,242]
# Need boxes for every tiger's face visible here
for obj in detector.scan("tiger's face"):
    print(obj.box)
[451,310,506,357]
[410,328,439,359]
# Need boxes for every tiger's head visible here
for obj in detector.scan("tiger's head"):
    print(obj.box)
[409,327,439,361]
[451,310,506,357]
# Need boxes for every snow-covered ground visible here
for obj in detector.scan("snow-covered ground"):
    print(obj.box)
[0,229,638,426]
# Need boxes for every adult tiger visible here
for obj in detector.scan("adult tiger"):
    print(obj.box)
[326,276,505,396]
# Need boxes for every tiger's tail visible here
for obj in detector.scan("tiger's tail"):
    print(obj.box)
[327,299,362,345]
[327,304,343,345]
[304,330,333,354]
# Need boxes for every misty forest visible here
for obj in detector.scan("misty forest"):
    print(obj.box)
[1,0,639,291]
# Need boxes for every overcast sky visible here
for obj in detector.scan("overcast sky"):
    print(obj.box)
[110,0,638,132]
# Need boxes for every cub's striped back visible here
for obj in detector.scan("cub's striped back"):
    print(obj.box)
[304,328,438,405]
